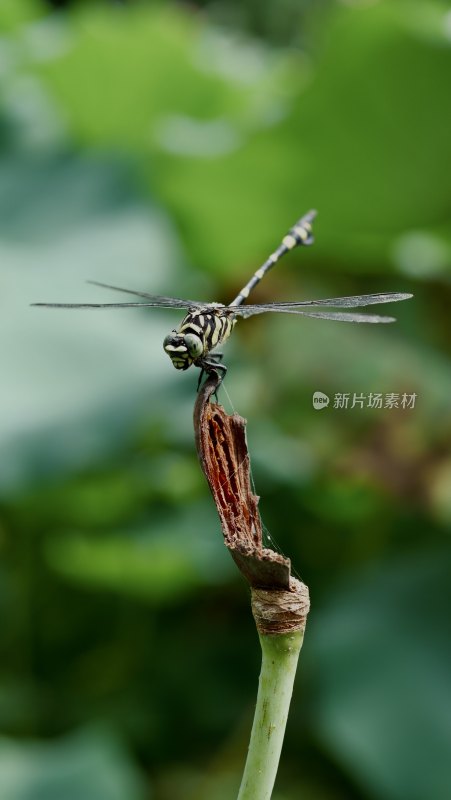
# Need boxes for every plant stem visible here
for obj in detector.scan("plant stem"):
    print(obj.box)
[237,629,305,800]
[194,376,309,799]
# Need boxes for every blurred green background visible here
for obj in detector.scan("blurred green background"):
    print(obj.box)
[1,0,450,798]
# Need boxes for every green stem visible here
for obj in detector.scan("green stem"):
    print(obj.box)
[237,630,305,800]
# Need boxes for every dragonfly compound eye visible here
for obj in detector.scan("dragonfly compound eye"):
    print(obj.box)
[183,333,203,358]
[163,332,184,351]
[163,332,191,370]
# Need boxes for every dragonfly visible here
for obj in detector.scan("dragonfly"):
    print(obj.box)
[32,210,412,384]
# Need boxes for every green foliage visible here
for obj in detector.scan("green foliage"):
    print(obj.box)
[306,549,451,800]
[0,727,146,800]
[31,1,451,272]
[0,1,450,799]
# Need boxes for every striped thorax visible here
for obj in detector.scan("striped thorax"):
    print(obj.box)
[163,304,236,371]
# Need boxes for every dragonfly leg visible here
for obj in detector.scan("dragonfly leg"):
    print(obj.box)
[197,358,227,397]
[197,368,205,392]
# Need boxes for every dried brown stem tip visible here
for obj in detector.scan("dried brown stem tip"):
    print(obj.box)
[193,373,309,633]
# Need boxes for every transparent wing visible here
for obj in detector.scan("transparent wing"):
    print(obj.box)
[31,301,191,309]
[232,292,413,318]
[31,281,206,310]
[276,310,397,323]
[87,281,203,308]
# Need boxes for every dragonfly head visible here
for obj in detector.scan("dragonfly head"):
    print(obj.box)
[163,331,203,370]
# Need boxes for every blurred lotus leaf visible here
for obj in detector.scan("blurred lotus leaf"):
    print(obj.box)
[0,726,146,800]
[306,549,451,800]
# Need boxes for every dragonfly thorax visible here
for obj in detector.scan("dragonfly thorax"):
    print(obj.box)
[163,308,236,371]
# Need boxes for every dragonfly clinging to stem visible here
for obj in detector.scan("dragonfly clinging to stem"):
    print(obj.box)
[32,210,413,385]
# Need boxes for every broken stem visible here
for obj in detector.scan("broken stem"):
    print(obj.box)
[193,373,310,800]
